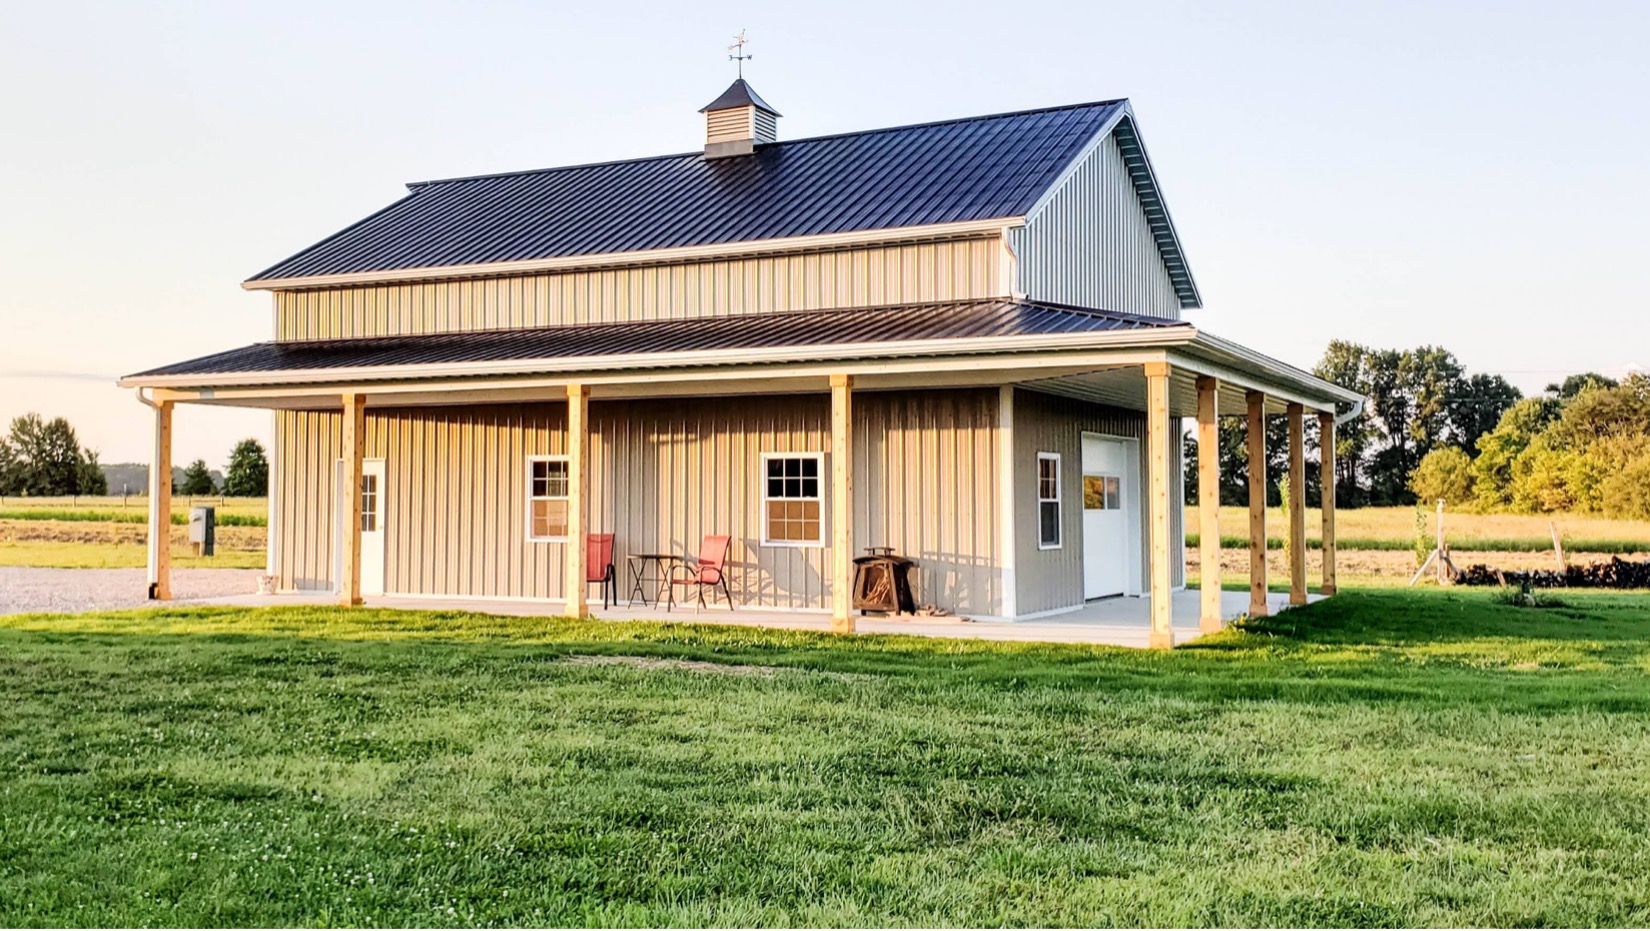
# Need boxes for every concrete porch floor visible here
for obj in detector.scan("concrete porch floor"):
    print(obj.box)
[193,588,1317,647]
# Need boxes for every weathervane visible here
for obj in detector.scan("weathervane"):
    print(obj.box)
[728,30,752,78]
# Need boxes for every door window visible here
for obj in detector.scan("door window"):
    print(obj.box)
[360,473,379,532]
[1082,474,1121,510]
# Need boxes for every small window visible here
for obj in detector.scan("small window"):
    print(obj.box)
[1082,474,1121,511]
[1037,453,1062,549]
[360,473,379,532]
[527,456,569,540]
[762,453,823,546]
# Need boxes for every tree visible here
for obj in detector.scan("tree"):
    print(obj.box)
[1453,373,1521,453]
[179,459,217,495]
[1472,397,1559,509]
[1409,447,1474,506]
[78,449,108,496]
[1545,372,1617,400]
[223,438,269,497]
[0,413,102,496]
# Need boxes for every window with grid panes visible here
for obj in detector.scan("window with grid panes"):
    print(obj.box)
[1037,453,1062,549]
[527,457,569,540]
[762,453,823,545]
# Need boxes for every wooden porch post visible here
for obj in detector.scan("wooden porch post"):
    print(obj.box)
[1246,390,1268,618]
[339,392,366,607]
[1196,376,1222,633]
[831,374,855,634]
[1146,362,1173,649]
[146,398,173,600]
[1287,403,1308,606]
[1319,412,1338,595]
[565,383,590,617]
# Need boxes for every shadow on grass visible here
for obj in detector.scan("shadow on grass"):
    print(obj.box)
[5,588,1650,715]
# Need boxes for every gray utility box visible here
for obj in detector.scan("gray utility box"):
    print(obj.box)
[188,506,216,557]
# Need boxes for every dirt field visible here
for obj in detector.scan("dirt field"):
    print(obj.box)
[1185,543,1648,585]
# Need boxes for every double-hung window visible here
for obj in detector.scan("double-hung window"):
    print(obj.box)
[1037,452,1062,549]
[762,453,823,546]
[527,456,570,540]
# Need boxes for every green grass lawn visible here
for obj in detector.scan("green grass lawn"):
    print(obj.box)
[0,540,267,569]
[4,591,1650,926]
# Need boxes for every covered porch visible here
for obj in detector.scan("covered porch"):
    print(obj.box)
[122,299,1361,648]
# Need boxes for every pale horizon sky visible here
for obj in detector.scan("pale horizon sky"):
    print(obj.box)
[2,0,1645,467]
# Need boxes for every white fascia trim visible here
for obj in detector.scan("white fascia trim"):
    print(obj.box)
[1180,333,1365,411]
[1021,103,1132,221]
[119,326,1199,390]
[242,218,1024,291]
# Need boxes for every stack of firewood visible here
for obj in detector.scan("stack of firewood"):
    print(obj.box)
[1456,556,1650,590]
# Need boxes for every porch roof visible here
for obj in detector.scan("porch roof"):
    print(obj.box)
[125,299,1178,380]
[119,299,1361,417]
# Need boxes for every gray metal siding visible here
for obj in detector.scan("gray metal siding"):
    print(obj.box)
[1011,388,1182,616]
[1012,131,1183,320]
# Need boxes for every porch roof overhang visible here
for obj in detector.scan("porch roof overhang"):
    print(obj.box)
[120,299,1361,418]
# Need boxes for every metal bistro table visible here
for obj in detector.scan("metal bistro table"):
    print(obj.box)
[627,553,682,608]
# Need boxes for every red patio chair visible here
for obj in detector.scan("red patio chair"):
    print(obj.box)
[667,535,734,611]
[587,533,616,609]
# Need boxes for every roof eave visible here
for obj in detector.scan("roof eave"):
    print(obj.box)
[240,218,1026,291]
[118,325,1197,390]
[1184,331,1364,409]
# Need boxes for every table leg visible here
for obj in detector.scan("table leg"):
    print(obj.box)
[628,561,649,607]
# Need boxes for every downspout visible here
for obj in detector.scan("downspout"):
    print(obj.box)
[1334,395,1366,427]
[134,388,164,599]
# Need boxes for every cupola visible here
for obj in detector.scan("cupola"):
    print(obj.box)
[699,79,781,159]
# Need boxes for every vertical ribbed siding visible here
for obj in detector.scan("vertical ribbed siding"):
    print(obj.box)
[1012,132,1182,319]
[274,238,1005,340]
[271,390,1001,613]
[274,408,342,591]
[1010,388,1183,616]
[854,389,1000,615]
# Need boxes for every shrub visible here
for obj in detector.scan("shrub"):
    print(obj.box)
[1409,447,1474,506]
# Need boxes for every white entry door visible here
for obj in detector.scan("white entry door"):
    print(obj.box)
[336,458,387,596]
[1082,435,1133,599]
[359,459,386,596]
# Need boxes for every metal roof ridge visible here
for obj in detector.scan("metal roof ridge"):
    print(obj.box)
[404,99,1129,191]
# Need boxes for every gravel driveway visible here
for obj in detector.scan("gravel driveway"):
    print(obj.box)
[0,567,263,615]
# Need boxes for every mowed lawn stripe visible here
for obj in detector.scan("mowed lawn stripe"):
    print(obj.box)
[2,591,1649,926]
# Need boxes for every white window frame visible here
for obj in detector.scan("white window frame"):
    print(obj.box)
[526,454,570,542]
[1037,452,1063,550]
[760,451,826,548]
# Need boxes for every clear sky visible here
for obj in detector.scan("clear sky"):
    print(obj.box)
[2,0,1645,468]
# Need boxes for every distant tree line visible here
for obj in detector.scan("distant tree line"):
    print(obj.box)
[0,413,268,498]
[1411,372,1650,519]
[1185,342,1637,515]
[0,414,107,496]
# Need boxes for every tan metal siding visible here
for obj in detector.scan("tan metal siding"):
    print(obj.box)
[854,389,1000,615]
[274,238,1005,340]
[1011,388,1183,616]
[270,390,1002,614]
[273,409,342,591]
[1012,132,1182,319]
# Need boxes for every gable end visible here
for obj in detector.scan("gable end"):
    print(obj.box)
[1015,112,1201,315]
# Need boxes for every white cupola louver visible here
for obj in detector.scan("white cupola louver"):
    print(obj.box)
[699,79,781,159]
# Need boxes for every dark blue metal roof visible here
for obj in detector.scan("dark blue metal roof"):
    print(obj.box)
[128,299,1182,380]
[700,78,780,115]
[248,100,1129,282]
